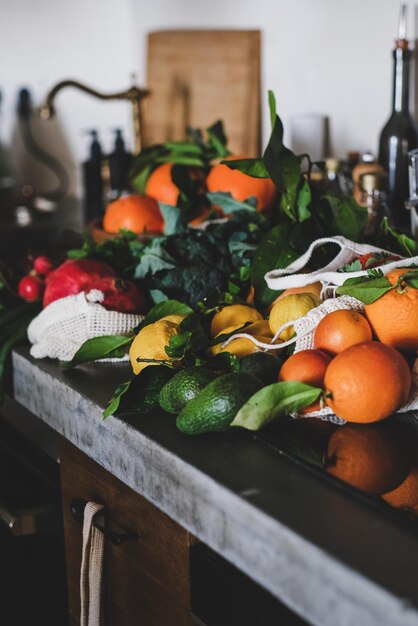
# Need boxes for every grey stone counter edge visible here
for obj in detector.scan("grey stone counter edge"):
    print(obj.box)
[12,350,418,626]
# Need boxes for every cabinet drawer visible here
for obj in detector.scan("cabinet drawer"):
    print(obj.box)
[60,439,191,626]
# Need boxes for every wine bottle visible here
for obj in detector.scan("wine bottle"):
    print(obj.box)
[378,5,418,231]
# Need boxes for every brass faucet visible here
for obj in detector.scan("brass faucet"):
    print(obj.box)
[39,79,150,153]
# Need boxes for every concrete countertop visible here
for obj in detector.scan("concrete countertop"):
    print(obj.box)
[12,347,418,626]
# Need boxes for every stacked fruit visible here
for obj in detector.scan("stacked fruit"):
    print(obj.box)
[127,267,416,431]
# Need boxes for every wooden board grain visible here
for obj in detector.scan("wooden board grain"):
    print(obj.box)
[59,438,191,626]
[145,30,261,156]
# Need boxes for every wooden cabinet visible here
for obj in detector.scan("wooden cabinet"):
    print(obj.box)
[59,439,192,626]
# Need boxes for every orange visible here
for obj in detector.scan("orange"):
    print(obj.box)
[365,268,418,351]
[279,349,332,412]
[145,162,212,225]
[103,194,163,234]
[382,464,418,512]
[145,163,180,206]
[314,309,372,355]
[206,156,278,211]
[325,423,411,496]
[324,341,411,423]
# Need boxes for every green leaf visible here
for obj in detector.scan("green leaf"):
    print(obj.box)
[379,218,418,256]
[262,114,301,218]
[295,178,312,222]
[231,382,322,431]
[207,192,257,213]
[336,275,393,304]
[131,164,153,193]
[323,194,368,241]
[221,158,270,178]
[206,120,229,158]
[251,222,300,310]
[139,300,193,329]
[268,89,276,130]
[165,314,208,359]
[103,379,132,418]
[63,335,133,369]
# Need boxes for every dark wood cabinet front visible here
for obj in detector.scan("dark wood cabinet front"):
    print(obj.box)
[59,439,191,626]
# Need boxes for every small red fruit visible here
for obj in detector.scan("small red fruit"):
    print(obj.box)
[18,276,44,302]
[94,277,147,314]
[33,256,55,276]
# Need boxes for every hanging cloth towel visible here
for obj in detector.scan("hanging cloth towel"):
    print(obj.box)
[80,501,105,626]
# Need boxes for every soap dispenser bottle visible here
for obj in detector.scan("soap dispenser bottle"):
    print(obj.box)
[108,129,132,198]
[83,130,104,222]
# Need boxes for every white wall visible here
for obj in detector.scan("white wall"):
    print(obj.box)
[0,0,417,197]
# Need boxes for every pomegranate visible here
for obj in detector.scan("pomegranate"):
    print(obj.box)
[18,276,44,302]
[33,256,55,276]
[43,259,114,307]
[94,277,147,314]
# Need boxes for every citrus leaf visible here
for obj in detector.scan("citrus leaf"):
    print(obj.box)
[379,217,418,256]
[63,335,133,369]
[251,222,300,311]
[295,178,312,222]
[207,192,257,213]
[220,158,270,178]
[139,300,193,329]
[322,194,367,241]
[336,275,393,304]
[103,379,132,418]
[231,381,322,431]
[206,120,229,158]
[268,89,276,131]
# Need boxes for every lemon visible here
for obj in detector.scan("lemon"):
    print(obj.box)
[243,320,272,337]
[210,304,263,338]
[129,320,180,375]
[269,294,320,341]
[159,314,187,325]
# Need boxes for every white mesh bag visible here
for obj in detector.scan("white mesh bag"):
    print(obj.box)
[28,290,143,363]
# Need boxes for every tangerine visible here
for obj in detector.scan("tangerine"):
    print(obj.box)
[382,464,418,512]
[103,195,163,234]
[365,268,418,351]
[325,423,411,495]
[279,349,331,412]
[145,163,180,206]
[324,341,411,423]
[314,309,372,355]
[206,157,277,211]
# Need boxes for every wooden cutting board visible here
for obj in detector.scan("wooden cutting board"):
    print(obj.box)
[144,30,261,156]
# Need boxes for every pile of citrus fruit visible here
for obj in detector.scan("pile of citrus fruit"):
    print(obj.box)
[128,266,417,432]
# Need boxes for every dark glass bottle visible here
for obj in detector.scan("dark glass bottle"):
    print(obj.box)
[83,130,104,222]
[378,39,418,231]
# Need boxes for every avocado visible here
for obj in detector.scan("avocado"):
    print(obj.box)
[176,372,262,435]
[159,367,217,414]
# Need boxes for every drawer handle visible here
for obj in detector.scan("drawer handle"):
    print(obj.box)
[70,498,139,547]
